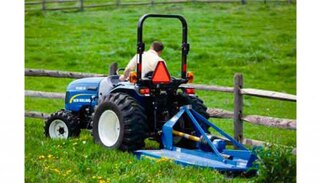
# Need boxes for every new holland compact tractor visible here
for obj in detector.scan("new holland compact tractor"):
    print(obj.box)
[44,14,257,173]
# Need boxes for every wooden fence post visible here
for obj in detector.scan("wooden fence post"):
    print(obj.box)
[116,0,121,6]
[80,0,84,11]
[234,73,244,146]
[42,0,46,11]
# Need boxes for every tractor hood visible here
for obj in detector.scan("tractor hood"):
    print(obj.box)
[67,77,105,91]
[65,77,105,112]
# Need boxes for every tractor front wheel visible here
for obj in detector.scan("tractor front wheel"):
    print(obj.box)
[92,93,148,151]
[44,110,80,139]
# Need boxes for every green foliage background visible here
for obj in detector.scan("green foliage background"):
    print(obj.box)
[25,2,296,182]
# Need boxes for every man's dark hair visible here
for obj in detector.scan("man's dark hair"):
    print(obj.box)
[152,41,164,52]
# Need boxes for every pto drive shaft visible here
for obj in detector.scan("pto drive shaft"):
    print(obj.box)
[172,130,231,159]
[172,130,201,142]
[172,130,217,144]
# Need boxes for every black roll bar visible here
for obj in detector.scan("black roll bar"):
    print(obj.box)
[136,14,189,82]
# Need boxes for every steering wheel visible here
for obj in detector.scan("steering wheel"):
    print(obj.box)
[116,68,125,76]
[144,71,154,79]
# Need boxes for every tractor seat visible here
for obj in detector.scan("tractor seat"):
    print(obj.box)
[98,75,119,104]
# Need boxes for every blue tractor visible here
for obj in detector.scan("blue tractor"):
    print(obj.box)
[45,14,258,173]
[44,14,210,151]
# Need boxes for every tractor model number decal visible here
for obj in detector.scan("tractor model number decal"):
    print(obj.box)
[75,86,86,90]
[69,94,93,104]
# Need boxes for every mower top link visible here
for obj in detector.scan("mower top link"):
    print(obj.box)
[44,14,257,175]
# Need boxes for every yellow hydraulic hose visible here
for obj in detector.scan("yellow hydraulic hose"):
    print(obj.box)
[172,130,200,142]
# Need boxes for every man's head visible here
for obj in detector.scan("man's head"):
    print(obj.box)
[151,41,164,56]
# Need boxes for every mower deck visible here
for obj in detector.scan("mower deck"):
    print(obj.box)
[135,148,253,172]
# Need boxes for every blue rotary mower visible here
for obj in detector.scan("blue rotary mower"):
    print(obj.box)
[44,14,257,174]
[135,105,257,173]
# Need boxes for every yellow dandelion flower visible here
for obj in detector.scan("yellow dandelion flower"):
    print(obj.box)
[66,169,72,174]
[156,157,171,163]
[38,155,45,160]
[92,176,96,179]
[47,154,53,159]
[98,176,102,180]
[52,168,60,174]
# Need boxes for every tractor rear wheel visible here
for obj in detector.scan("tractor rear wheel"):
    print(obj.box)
[44,110,80,139]
[92,93,148,151]
[174,93,210,149]
[177,93,210,119]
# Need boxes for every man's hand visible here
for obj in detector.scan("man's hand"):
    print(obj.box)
[119,68,132,81]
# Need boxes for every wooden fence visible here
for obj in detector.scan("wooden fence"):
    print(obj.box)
[25,68,296,150]
[25,0,295,11]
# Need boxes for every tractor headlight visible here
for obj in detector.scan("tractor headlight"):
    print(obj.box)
[129,71,138,83]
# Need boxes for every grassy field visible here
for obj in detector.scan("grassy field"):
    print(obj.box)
[25,2,296,182]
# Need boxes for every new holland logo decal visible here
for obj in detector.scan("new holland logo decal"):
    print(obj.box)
[69,94,93,104]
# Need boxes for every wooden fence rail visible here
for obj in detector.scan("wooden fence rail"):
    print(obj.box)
[25,90,65,99]
[25,89,296,130]
[25,68,296,151]
[24,110,267,147]
[25,0,77,5]
[26,69,296,102]
[241,88,296,102]
[25,0,295,12]
[24,109,296,154]
[25,111,50,119]
[25,68,107,79]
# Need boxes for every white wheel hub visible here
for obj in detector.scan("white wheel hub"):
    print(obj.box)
[98,110,120,147]
[49,119,69,139]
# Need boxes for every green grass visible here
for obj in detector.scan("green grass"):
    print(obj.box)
[25,118,232,182]
[25,2,296,182]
